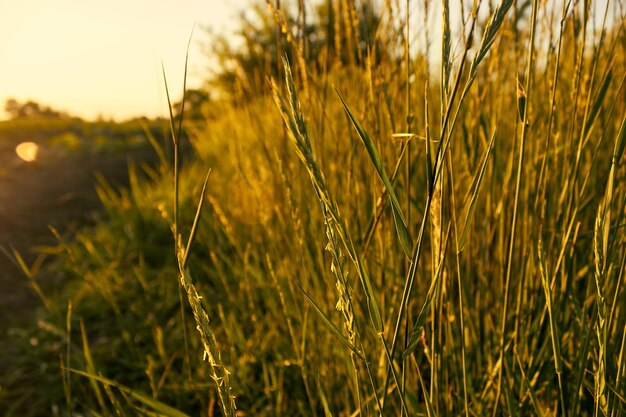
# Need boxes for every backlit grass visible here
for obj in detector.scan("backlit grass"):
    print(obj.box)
[1,1,625,416]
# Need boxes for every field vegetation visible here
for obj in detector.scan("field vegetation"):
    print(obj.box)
[1,0,625,416]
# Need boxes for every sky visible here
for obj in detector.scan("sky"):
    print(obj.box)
[0,0,248,121]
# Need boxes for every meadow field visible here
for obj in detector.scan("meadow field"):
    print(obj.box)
[0,118,167,325]
[1,0,625,416]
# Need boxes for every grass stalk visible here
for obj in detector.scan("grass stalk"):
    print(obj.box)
[492,1,538,415]
[273,58,409,414]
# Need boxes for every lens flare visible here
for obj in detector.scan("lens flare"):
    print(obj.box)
[15,142,39,162]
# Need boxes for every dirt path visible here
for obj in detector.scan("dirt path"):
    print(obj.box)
[0,139,152,325]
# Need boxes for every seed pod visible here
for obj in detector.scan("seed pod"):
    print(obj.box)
[517,76,526,122]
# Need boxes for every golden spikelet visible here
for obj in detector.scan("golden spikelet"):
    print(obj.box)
[178,264,237,417]
[346,0,362,63]
[207,195,234,237]
[430,161,443,271]
[265,0,309,96]
[333,0,343,61]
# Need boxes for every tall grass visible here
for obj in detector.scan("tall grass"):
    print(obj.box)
[2,0,625,416]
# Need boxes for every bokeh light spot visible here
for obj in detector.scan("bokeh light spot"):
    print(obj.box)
[15,142,39,162]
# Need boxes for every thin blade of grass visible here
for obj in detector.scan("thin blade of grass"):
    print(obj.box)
[468,0,514,78]
[335,88,413,259]
[175,25,195,144]
[537,235,566,413]
[613,115,626,164]
[316,374,335,417]
[458,129,496,251]
[64,302,72,416]
[415,360,437,417]
[1,246,52,311]
[290,276,365,361]
[602,115,626,265]
[161,64,177,147]
[583,69,613,140]
[182,168,212,268]
[80,320,108,413]
[403,225,450,358]
[402,274,437,358]
[515,354,546,417]
[68,369,192,417]
[9,246,33,279]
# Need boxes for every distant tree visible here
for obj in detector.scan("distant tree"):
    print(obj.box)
[4,98,21,119]
[173,89,210,122]
[4,98,69,120]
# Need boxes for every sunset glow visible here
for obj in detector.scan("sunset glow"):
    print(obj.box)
[0,0,246,121]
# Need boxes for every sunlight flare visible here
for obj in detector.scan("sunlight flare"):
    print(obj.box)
[15,142,39,162]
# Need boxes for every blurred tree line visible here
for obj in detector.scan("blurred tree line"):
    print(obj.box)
[4,98,73,120]
[206,0,391,99]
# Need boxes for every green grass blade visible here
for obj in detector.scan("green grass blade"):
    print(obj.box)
[402,274,437,358]
[613,115,626,164]
[602,116,626,266]
[584,69,613,140]
[416,361,437,417]
[469,0,514,78]
[161,63,177,147]
[515,354,546,417]
[458,130,496,251]
[291,276,365,361]
[182,168,211,268]
[335,88,413,259]
[0,246,52,311]
[63,302,72,416]
[316,374,335,417]
[403,226,450,358]
[175,25,195,146]
[68,369,192,417]
[80,320,108,413]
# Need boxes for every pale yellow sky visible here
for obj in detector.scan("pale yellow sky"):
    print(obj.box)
[0,0,247,121]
